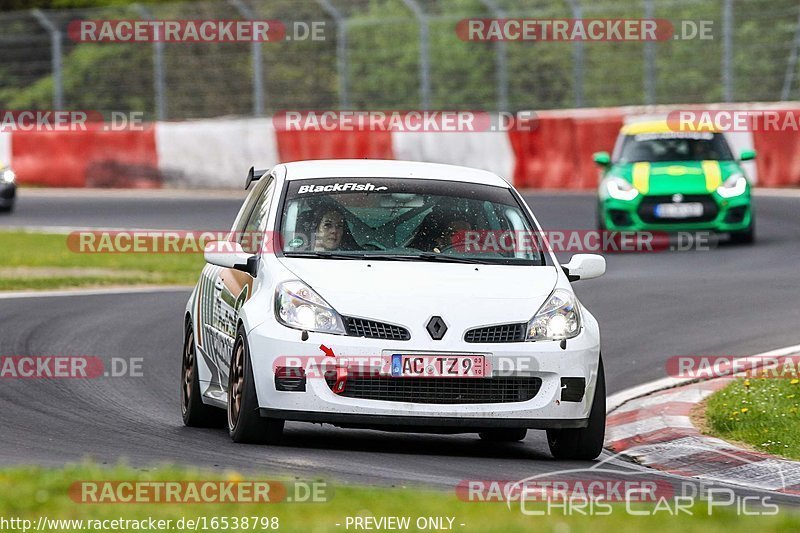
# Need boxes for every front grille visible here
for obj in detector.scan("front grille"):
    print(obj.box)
[637,194,718,224]
[344,316,410,341]
[325,375,542,404]
[464,323,526,343]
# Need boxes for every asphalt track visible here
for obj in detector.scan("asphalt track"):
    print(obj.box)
[1,190,799,495]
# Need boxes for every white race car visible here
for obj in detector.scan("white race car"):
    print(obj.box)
[182,160,607,460]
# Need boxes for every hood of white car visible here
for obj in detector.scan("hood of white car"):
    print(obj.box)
[278,258,559,332]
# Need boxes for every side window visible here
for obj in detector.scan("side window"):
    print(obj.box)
[231,173,272,234]
[240,178,275,254]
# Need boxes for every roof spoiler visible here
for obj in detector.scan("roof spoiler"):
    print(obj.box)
[245,167,268,190]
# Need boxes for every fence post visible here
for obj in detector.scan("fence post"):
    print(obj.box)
[722,0,733,102]
[317,0,350,109]
[231,0,265,116]
[479,0,509,112]
[781,10,800,100]
[401,0,431,110]
[32,9,64,109]
[643,0,656,105]
[565,0,585,108]
[133,5,166,120]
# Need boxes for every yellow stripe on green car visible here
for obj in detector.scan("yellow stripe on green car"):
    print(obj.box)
[702,160,722,192]
[632,162,650,194]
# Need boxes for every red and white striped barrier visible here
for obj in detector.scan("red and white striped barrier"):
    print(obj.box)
[3,104,798,189]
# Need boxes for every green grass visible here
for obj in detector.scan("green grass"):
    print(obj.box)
[0,464,799,532]
[0,230,205,290]
[705,375,800,460]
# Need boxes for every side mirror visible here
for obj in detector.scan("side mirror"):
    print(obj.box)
[739,149,756,161]
[562,254,606,282]
[593,151,611,166]
[204,241,257,277]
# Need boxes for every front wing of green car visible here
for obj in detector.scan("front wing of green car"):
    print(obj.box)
[597,160,753,234]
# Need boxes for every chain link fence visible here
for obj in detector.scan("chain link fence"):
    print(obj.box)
[1,0,800,120]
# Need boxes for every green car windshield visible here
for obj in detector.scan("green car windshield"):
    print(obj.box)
[617,132,735,164]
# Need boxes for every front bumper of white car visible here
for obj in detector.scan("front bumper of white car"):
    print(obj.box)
[247,315,601,431]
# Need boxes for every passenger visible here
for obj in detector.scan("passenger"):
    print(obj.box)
[409,210,473,252]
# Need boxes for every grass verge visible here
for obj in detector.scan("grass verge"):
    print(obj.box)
[0,231,203,290]
[705,375,800,460]
[0,464,798,532]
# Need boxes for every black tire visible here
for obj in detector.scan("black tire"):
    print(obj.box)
[0,204,13,214]
[181,325,226,427]
[478,428,528,442]
[729,220,755,245]
[546,357,606,460]
[228,327,284,444]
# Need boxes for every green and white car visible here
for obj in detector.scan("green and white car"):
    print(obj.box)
[594,121,755,243]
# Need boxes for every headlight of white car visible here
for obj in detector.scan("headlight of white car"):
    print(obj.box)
[601,177,639,201]
[275,280,346,335]
[1,168,15,184]
[716,174,747,198]
[527,288,581,341]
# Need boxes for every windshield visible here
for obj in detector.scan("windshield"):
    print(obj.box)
[617,131,734,163]
[278,177,545,265]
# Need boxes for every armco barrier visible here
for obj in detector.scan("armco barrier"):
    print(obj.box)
[4,105,798,189]
[156,118,279,188]
[274,128,394,163]
[392,131,515,179]
[508,112,623,189]
[12,124,158,188]
[0,131,11,169]
[751,109,800,187]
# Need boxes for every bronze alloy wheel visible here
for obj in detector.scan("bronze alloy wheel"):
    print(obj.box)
[181,331,195,416]
[228,339,245,429]
[227,328,284,444]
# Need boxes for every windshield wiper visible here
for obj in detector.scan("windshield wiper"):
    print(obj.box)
[284,251,488,264]
[356,253,487,264]
[415,252,486,264]
[282,251,364,260]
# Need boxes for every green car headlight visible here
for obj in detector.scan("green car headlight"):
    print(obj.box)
[0,168,15,184]
[717,174,747,198]
[602,177,639,201]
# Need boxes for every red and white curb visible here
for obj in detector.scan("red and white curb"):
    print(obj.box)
[605,345,800,495]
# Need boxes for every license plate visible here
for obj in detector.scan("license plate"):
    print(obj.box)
[654,202,703,218]
[390,354,488,378]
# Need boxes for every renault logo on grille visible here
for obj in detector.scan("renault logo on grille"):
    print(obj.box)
[426,316,447,340]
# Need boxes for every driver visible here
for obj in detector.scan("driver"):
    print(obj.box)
[314,209,347,251]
